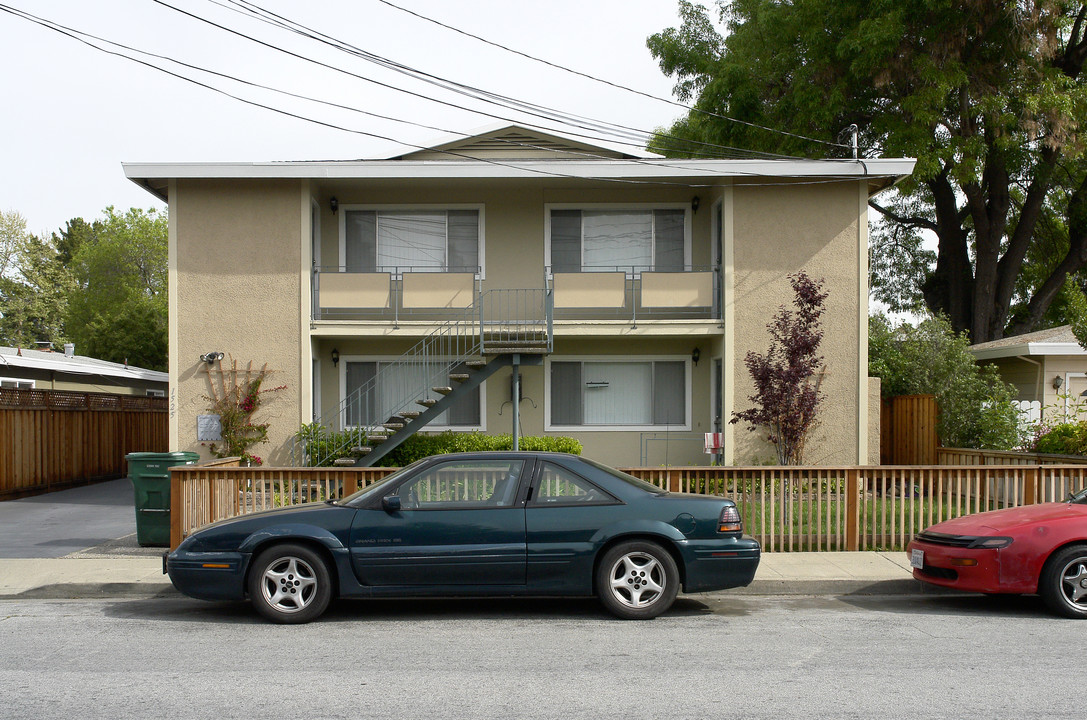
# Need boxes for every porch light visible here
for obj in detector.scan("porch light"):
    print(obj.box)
[691,196,700,212]
[330,196,338,215]
[331,348,340,367]
[1054,375,1064,390]
[691,347,701,365]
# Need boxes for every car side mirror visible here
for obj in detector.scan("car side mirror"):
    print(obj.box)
[382,495,401,513]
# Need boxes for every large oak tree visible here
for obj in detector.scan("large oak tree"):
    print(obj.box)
[648,0,1087,343]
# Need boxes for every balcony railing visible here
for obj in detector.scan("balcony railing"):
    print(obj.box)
[312,265,481,324]
[312,264,721,324]
[547,265,720,324]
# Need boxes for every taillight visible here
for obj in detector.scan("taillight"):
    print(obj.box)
[718,505,742,534]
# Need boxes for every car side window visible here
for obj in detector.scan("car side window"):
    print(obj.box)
[530,462,614,506]
[395,460,524,510]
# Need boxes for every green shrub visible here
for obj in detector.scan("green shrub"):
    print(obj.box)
[1033,421,1087,455]
[295,422,367,467]
[378,431,582,467]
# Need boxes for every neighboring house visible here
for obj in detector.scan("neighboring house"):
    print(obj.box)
[124,125,914,467]
[971,325,1087,420]
[0,344,167,396]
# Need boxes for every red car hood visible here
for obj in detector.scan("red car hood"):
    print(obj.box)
[926,502,1087,535]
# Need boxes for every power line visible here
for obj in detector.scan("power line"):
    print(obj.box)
[0,4,891,191]
[369,0,858,153]
[205,0,793,162]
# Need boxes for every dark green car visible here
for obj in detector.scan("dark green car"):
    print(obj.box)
[165,452,761,623]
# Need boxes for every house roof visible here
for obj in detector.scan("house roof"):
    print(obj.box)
[969,325,1087,360]
[123,124,917,202]
[0,346,168,384]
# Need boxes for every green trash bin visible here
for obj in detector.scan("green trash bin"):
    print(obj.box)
[127,451,200,547]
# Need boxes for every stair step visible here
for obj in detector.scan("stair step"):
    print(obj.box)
[350,446,372,454]
[397,411,421,420]
[465,360,487,368]
[369,435,388,444]
[432,386,453,395]
[383,422,405,431]
[416,398,438,407]
[333,458,357,467]
[449,373,469,383]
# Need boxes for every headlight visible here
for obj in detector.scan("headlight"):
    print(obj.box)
[967,536,1013,549]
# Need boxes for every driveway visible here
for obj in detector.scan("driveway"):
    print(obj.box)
[0,479,156,558]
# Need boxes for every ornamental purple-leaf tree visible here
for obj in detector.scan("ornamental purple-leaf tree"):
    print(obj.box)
[731,272,828,465]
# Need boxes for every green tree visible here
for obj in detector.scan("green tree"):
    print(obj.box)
[65,207,167,370]
[648,0,1087,343]
[868,314,1021,449]
[0,211,72,347]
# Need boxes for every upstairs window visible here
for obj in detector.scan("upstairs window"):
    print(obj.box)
[342,208,481,273]
[548,207,687,272]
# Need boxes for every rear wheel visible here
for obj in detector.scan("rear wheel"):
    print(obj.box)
[248,543,332,624]
[1040,544,1087,619]
[596,541,679,620]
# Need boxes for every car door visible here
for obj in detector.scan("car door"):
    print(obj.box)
[525,460,622,592]
[349,458,530,587]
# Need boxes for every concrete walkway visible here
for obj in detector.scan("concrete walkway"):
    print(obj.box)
[0,478,926,600]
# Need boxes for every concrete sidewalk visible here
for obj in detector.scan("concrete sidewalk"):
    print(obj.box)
[0,547,923,600]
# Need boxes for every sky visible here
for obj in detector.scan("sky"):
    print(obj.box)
[0,0,714,237]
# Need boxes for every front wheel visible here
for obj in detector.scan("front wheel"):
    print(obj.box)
[596,541,679,620]
[248,543,332,624]
[1040,544,1087,619]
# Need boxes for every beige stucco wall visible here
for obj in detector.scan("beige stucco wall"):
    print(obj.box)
[729,181,864,465]
[173,179,303,464]
[170,174,867,468]
[868,376,881,464]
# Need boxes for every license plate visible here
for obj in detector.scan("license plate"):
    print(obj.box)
[910,549,924,569]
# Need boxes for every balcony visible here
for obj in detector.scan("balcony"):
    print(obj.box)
[312,265,720,325]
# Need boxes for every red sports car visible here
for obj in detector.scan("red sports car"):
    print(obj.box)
[907,487,1087,618]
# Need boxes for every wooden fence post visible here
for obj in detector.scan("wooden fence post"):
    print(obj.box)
[170,469,182,550]
[1023,467,1038,506]
[845,468,860,551]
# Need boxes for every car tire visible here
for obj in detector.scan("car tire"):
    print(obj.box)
[1040,544,1087,619]
[596,540,679,620]
[248,543,333,624]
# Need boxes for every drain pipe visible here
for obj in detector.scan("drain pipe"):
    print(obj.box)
[511,354,521,451]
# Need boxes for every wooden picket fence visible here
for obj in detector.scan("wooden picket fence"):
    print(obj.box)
[168,462,1087,551]
[0,388,168,500]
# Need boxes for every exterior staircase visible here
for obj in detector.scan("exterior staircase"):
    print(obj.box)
[295,289,552,467]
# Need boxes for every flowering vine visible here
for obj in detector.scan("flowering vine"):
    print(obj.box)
[204,359,286,465]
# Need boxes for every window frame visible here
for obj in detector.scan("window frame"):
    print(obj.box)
[390,458,528,511]
[543,203,692,274]
[0,377,34,390]
[528,460,620,508]
[544,355,692,432]
[339,354,487,433]
[338,204,486,277]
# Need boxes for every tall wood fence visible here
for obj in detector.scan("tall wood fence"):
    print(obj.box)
[881,394,938,464]
[0,388,168,500]
[168,463,1087,551]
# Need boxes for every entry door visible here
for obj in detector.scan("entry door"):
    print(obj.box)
[349,458,528,587]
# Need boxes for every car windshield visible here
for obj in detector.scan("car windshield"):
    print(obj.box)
[579,457,668,495]
[1070,487,1087,504]
[336,458,429,505]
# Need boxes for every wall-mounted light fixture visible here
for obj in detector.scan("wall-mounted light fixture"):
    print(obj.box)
[331,348,340,367]
[1053,375,1064,390]
[330,196,339,215]
[691,196,700,212]
[691,347,701,366]
[200,351,224,364]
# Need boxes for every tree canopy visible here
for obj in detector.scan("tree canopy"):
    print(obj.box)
[648,0,1087,343]
[0,207,167,371]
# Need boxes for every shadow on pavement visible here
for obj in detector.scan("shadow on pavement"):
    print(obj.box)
[838,591,1052,619]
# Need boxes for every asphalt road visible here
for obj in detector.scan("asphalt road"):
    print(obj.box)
[1,593,1080,719]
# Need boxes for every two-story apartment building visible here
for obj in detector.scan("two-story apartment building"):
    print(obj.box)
[124,125,914,467]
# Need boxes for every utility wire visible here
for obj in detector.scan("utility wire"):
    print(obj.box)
[369,0,860,153]
[207,0,793,162]
[0,4,891,189]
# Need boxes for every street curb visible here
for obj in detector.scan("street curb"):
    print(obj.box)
[6,583,178,600]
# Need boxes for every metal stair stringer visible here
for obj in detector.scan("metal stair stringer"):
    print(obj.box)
[355,354,541,467]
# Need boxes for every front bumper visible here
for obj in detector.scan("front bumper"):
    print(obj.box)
[164,549,251,601]
[907,540,1003,593]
